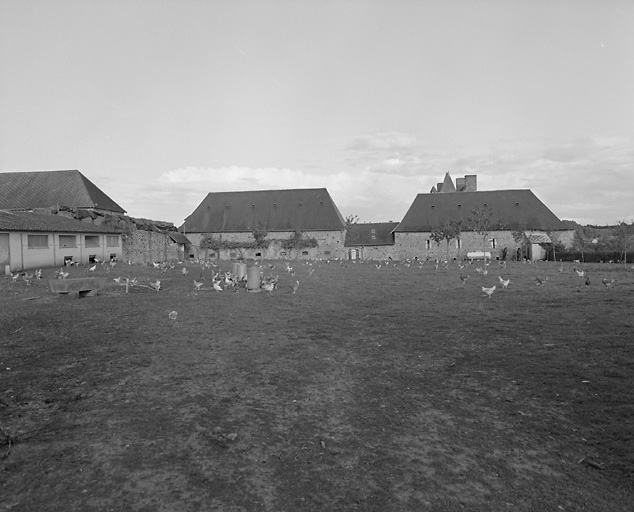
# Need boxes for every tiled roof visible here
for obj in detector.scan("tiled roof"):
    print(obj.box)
[169,232,191,244]
[180,188,346,233]
[0,211,121,233]
[0,170,126,213]
[527,233,552,244]
[345,222,398,246]
[394,190,567,232]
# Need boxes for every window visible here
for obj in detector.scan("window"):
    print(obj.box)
[106,236,119,247]
[28,235,48,248]
[371,229,376,234]
[85,235,100,248]
[302,251,309,256]
[426,240,431,250]
[323,251,331,256]
[255,252,262,257]
[490,238,497,249]
[229,251,237,258]
[59,235,76,248]
[280,251,287,257]
[371,235,376,240]
[455,239,462,249]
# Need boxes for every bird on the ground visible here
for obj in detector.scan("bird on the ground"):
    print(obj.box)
[261,281,276,293]
[482,285,496,298]
[585,276,591,286]
[149,280,161,291]
[212,280,223,292]
[498,276,510,288]
[460,275,469,285]
[182,267,189,275]
[152,262,161,268]
[194,280,204,290]
[375,263,381,270]
[574,268,585,278]
[308,268,315,276]
[35,269,42,280]
[291,280,299,294]
[535,276,548,286]
[87,264,96,272]
[602,277,615,287]
[558,265,565,273]
[10,273,19,283]
[113,277,122,284]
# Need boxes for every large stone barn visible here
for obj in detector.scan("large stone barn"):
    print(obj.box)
[344,222,398,260]
[0,210,123,272]
[180,188,347,260]
[392,173,574,261]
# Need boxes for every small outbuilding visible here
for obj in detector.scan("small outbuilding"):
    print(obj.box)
[0,210,123,272]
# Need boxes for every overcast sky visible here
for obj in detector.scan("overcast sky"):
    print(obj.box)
[1,0,633,226]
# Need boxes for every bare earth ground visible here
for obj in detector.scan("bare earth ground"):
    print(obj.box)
[1,258,633,511]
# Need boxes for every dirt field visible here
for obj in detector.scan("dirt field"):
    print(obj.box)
[1,258,633,511]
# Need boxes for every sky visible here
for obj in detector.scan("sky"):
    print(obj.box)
[1,0,633,226]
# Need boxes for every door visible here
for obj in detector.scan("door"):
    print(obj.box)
[0,233,10,269]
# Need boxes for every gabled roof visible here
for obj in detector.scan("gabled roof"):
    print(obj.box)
[0,210,121,233]
[180,188,346,233]
[345,222,398,246]
[0,170,126,213]
[393,190,567,232]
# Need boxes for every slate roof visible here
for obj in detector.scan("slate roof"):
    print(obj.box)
[180,188,346,233]
[0,170,126,213]
[0,211,121,233]
[345,222,398,246]
[527,233,552,244]
[394,190,567,232]
[169,232,191,244]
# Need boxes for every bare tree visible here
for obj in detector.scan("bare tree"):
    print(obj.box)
[511,228,527,260]
[430,218,462,262]
[345,214,359,226]
[468,205,494,264]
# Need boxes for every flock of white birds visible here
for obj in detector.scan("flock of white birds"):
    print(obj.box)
[4,254,628,300]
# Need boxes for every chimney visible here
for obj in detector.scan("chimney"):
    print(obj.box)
[456,177,466,191]
[436,182,443,192]
[464,175,477,192]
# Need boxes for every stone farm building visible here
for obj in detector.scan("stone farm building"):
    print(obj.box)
[180,188,347,260]
[344,222,398,260]
[392,173,574,261]
[0,170,186,265]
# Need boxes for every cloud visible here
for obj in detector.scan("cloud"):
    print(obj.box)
[151,165,426,224]
[101,134,633,227]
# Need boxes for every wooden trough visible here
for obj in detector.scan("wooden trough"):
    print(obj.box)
[48,277,107,298]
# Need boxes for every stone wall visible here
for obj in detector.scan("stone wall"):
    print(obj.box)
[393,229,575,261]
[394,230,521,261]
[122,227,180,264]
[346,245,395,261]
[185,230,346,261]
